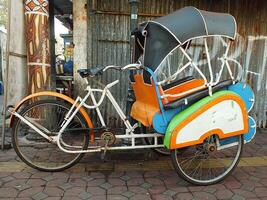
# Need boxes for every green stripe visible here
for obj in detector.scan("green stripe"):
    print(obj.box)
[164,90,237,148]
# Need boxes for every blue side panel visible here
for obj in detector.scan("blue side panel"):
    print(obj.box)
[244,116,257,143]
[153,106,185,134]
[228,83,255,112]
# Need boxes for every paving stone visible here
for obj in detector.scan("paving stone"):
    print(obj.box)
[122,191,135,198]
[174,192,194,200]
[82,176,94,182]
[192,192,217,200]
[26,179,46,187]
[249,176,261,182]
[107,186,128,195]
[141,182,152,189]
[215,189,233,200]
[108,178,126,186]
[125,171,143,178]
[87,186,106,195]
[203,187,217,194]
[3,178,27,187]
[32,192,48,200]
[166,185,188,193]
[129,194,151,200]
[0,187,18,198]
[224,179,242,189]
[100,182,113,190]
[46,178,68,187]
[15,183,32,191]
[148,185,166,194]
[88,195,106,200]
[145,178,164,186]
[78,191,93,200]
[120,175,131,181]
[1,176,15,182]
[232,189,257,198]
[43,187,64,197]
[42,175,55,182]
[231,194,246,200]
[163,189,177,197]
[87,178,106,186]
[43,198,61,200]
[0,172,12,178]
[64,186,87,196]
[59,183,73,191]
[129,186,148,194]
[51,172,70,179]
[127,178,145,186]
[107,194,128,200]
[255,187,267,197]
[241,184,255,192]
[18,187,44,198]
[152,194,173,200]
[12,172,31,179]
[69,178,87,187]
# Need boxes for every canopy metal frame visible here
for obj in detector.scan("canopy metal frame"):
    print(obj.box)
[155,36,242,99]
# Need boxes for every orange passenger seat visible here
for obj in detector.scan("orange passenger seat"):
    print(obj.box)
[130,74,206,127]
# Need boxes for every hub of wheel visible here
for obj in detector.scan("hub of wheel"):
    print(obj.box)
[207,143,216,152]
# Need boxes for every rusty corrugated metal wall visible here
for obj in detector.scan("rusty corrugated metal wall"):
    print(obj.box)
[87,0,267,128]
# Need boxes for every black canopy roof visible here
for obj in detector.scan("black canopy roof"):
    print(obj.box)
[134,6,237,72]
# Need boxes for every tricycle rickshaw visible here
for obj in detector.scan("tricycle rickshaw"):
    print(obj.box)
[9,7,256,185]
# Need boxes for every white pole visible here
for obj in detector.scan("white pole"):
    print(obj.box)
[1,0,11,150]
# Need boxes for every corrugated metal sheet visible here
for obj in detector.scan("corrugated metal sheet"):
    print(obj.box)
[87,0,267,128]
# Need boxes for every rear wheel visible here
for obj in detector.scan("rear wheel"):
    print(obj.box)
[12,99,90,172]
[171,135,243,185]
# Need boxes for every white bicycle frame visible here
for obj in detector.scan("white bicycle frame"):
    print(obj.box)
[12,63,165,154]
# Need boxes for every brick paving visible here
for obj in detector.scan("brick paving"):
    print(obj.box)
[0,129,266,199]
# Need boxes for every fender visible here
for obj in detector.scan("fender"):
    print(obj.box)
[164,91,249,149]
[10,91,95,142]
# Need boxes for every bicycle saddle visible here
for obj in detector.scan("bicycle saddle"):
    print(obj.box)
[77,66,105,78]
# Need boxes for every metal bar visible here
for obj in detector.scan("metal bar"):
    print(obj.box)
[49,0,56,91]
[1,0,11,150]
[94,10,164,17]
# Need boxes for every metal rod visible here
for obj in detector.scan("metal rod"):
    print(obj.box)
[1,0,11,150]
[95,10,164,17]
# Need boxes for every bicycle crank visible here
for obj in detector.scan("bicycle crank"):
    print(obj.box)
[100,131,116,160]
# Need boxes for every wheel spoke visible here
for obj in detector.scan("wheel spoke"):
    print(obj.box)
[172,135,243,185]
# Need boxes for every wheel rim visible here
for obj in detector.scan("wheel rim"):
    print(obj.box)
[13,101,88,171]
[173,135,242,184]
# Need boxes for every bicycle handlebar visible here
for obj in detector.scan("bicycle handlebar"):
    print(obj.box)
[103,63,143,73]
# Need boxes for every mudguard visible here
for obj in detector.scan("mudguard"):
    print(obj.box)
[9,91,94,141]
[164,90,249,149]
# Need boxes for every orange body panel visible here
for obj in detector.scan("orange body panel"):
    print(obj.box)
[169,94,249,149]
[130,74,160,127]
[10,92,95,142]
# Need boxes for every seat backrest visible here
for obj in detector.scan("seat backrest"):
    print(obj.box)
[130,74,161,127]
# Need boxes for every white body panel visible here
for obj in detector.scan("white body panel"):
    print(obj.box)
[176,100,245,144]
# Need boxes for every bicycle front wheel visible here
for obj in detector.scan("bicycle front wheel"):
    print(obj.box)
[12,99,90,172]
[171,135,243,185]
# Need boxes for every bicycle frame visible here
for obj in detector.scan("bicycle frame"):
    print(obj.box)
[11,77,166,154]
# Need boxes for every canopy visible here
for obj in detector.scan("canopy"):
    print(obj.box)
[134,6,237,71]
